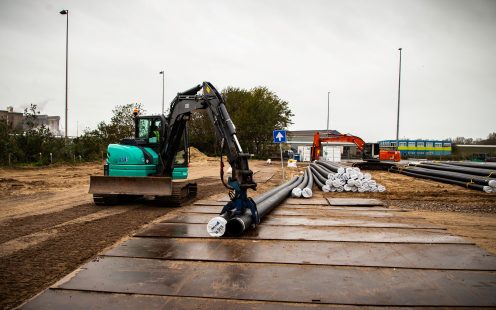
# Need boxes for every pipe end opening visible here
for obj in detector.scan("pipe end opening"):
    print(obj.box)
[226,217,246,236]
[291,188,302,198]
[302,187,313,198]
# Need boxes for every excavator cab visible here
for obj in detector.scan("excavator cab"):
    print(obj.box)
[133,115,190,179]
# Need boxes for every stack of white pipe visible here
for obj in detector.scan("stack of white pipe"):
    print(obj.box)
[324,167,386,193]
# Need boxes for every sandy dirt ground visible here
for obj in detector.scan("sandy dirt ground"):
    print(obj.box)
[0,158,495,309]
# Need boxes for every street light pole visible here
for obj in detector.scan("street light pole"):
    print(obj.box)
[60,9,69,138]
[396,48,402,151]
[327,91,330,132]
[159,70,165,114]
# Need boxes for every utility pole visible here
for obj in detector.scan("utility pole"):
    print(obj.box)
[327,91,330,132]
[159,70,165,114]
[396,48,402,151]
[60,9,69,138]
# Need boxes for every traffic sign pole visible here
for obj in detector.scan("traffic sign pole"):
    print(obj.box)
[280,143,284,182]
[273,130,287,183]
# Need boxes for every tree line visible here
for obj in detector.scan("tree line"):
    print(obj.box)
[0,86,293,165]
[449,134,496,145]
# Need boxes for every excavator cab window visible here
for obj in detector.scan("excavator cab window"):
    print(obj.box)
[137,118,151,139]
[136,118,161,144]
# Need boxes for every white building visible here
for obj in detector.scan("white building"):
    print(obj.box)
[287,129,359,162]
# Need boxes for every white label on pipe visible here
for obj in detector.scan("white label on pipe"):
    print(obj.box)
[207,217,227,237]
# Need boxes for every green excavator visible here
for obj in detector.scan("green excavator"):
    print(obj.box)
[89,82,259,224]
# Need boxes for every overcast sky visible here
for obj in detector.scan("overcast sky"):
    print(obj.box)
[0,0,495,141]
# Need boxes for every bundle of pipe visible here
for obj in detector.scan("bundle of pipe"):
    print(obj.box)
[309,164,329,192]
[207,176,304,237]
[410,162,495,178]
[291,167,313,198]
[407,166,496,188]
[314,160,339,173]
[390,165,494,193]
[439,161,496,170]
[394,163,496,193]
[311,161,386,193]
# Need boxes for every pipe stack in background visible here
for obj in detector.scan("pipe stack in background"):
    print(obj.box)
[389,161,496,193]
[439,161,496,170]
[309,160,386,193]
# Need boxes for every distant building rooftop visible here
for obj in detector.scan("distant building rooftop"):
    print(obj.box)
[288,129,340,137]
[0,106,61,135]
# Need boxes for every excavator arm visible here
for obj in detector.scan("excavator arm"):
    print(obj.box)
[160,82,259,224]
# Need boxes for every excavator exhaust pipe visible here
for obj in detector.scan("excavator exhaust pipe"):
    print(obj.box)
[89,176,173,196]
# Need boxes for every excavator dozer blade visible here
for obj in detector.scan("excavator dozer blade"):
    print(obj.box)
[89,176,172,196]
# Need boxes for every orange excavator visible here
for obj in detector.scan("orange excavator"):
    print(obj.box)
[311,132,400,169]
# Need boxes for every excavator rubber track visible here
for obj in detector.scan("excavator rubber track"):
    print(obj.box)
[154,182,197,207]
[93,182,197,207]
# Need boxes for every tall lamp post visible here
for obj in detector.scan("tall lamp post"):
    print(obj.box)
[60,9,69,138]
[159,70,165,114]
[396,48,402,151]
[327,91,330,132]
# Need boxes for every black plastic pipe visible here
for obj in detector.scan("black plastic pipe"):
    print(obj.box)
[224,176,303,236]
[316,163,333,175]
[413,162,495,177]
[310,163,332,179]
[302,166,314,197]
[390,166,492,192]
[402,166,496,187]
[292,169,309,197]
[316,160,339,173]
[440,161,496,170]
[251,176,299,205]
[309,166,326,189]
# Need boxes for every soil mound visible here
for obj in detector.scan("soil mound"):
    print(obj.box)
[189,147,211,161]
